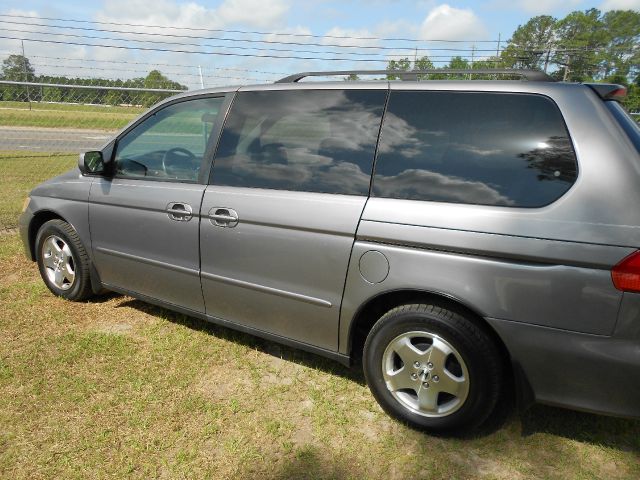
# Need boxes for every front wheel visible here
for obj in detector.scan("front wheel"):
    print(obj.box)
[35,219,93,301]
[363,304,505,434]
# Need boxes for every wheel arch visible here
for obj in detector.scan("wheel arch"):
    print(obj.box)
[345,288,531,409]
[27,210,67,261]
[29,210,104,296]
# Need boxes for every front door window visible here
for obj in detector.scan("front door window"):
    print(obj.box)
[115,97,224,181]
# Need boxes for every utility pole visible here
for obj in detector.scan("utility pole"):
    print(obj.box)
[470,45,475,79]
[21,40,31,111]
[496,33,501,58]
[198,65,204,89]
[563,53,571,81]
[543,46,551,73]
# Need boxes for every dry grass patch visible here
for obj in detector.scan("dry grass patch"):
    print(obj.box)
[0,233,639,479]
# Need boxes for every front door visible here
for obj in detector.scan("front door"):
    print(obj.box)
[89,94,229,312]
[200,87,387,350]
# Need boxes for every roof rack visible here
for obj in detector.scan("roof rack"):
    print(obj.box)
[275,69,554,83]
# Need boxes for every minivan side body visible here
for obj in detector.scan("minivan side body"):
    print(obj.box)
[20,79,640,431]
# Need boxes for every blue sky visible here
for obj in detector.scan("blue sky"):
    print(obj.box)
[0,0,638,88]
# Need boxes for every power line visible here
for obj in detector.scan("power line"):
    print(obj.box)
[13,49,489,64]
[31,62,202,78]
[3,22,626,62]
[2,49,447,65]
[0,13,502,43]
[0,25,506,55]
[8,51,458,75]
[26,55,286,75]
[3,41,616,78]
[1,14,634,72]
[0,18,432,52]
[29,62,269,82]
[0,35,446,62]
[0,26,406,57]
[3,37,481,65]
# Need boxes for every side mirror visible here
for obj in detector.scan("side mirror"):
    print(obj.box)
[78,151,105,175]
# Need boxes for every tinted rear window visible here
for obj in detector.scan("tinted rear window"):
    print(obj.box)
[212,89,386,195]
[373,91,578,207]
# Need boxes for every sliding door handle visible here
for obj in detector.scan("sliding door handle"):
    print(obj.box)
[209,207,239,227]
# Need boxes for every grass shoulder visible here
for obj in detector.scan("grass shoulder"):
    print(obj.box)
[0,101,143,130]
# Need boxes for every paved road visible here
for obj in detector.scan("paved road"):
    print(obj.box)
[0,126,115,153]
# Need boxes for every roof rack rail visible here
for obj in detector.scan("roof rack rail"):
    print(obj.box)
[275,69,554,83]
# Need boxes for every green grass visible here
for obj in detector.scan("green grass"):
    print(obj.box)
[0,232,639,479]
[0,101,143,130]
[0,101,146,114]
[0,153,639,479]
[0,100,218,133]
[0,151,76,230]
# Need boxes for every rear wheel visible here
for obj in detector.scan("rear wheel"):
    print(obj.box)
[36,219,93,301]
[363,304,504,434]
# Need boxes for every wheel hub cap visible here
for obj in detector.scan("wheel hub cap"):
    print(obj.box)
[382,331,470,418]
[41,235,76,290]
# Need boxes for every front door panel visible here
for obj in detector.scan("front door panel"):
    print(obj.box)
[90,179,205,311]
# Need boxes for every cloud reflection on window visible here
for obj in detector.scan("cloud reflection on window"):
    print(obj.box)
[213,89,386,195]
[373,91,578,207]
[375,169,514,206]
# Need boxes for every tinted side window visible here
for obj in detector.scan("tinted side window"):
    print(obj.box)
[212,89,386,195]
[115,97,224,181]
[373,91,578,207]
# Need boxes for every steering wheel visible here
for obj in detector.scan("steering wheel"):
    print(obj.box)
[161,147,197,178]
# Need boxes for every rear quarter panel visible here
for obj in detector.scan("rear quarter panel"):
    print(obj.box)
[339,82,640,354]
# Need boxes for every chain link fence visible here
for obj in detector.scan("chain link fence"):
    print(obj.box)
[1,78,639,233]
[0,80,184,232]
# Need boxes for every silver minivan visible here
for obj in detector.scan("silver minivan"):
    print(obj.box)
[19,70,640,434]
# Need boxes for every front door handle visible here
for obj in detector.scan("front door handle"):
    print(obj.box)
[209,207,239,228]
[167,202,193,221]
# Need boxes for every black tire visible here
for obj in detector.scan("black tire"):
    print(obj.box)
[363,303,504,435]
[35,219,93,301]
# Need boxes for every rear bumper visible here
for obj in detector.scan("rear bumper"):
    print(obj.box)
[488,294,640,419]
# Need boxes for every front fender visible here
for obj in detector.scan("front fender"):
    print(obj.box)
[21,170,94,261]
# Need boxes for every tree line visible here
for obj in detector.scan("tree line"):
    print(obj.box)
[382,8,639,112]
[0,55,187,107]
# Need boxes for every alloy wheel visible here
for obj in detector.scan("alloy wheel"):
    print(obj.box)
[381,331,470,417]
[41,235,76,290]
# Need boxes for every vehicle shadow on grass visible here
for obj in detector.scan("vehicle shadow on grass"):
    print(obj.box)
[253,446,365,480]
[115,297,367,386]
[113,297,640,452]
[519,404,640,454]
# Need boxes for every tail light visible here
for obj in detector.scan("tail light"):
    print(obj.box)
[612,251,640,293]
[606,87,628,101]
